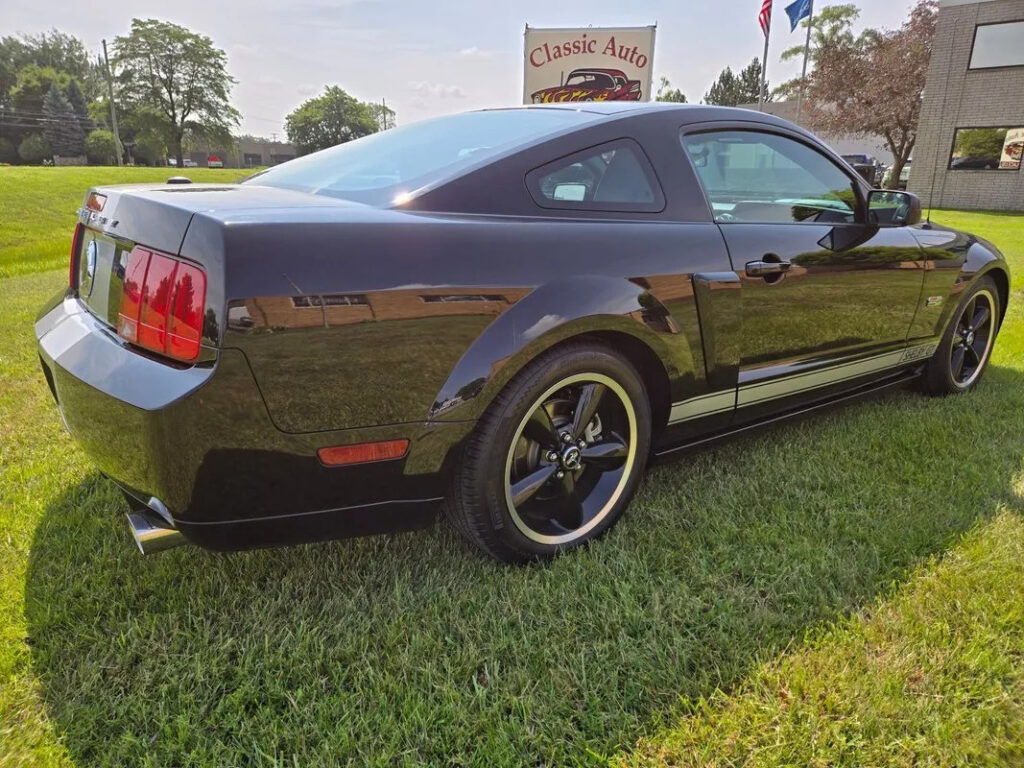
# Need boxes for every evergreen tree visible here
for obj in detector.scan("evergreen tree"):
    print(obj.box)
[703,59,769,106]
[42,81,84,156]
[65,77,93,133]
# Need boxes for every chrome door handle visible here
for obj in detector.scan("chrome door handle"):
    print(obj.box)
[745,260,792,277]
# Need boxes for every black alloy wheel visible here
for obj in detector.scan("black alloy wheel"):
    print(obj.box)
[447,342,651,562]
[949,289,996,389]
[921,277,1000,396]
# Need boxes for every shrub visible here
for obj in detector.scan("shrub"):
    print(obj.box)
[85,130,117,165]
[18,134,52,164]
[0,137,17,164]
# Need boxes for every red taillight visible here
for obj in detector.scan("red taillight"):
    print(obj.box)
[69,222,84,288]
[317,440,410,466]
[118,246,206,362]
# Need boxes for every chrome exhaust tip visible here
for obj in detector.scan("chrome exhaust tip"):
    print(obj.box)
[126,509,186,554]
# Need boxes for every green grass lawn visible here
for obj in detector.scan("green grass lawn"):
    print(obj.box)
[1,168,1023,766]
[0,166,256,280]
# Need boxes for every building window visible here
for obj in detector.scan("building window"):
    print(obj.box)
[243,152,263,167]
[949,127,1024,171]
[292,294,368,308]
[421,294,506,303]
[970,21,1024,69]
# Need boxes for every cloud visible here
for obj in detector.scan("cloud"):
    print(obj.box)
[407,81,465,99]
[458,46,493,59]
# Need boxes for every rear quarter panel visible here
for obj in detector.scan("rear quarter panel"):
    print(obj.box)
[201,211,731,433]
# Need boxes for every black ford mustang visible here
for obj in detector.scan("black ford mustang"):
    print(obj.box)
[36,103,1009,562]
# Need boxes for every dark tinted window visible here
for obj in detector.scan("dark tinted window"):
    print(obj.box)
[949,127,1024,170]
[682,130,859,224]
[528,140,663,212]
[970,21,1024,69]
[246,109,600,205]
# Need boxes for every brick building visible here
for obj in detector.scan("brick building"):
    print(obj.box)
[910,0,1024,211]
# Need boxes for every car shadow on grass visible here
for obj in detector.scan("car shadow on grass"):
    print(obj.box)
[23,366,1024,767]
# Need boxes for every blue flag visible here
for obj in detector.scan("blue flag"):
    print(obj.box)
[785,0,812,32]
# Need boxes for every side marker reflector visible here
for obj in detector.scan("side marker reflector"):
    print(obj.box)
[317,439,410,466]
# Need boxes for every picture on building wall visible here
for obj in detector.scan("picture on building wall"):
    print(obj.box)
[523,26,656,105]
[999,128,1024,170]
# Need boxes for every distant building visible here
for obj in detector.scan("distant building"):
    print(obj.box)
[185,136,297,169]
[739,100,894,166]
[911,0,1024,211]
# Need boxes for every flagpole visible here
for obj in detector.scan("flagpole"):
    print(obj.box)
[795,0,813,123]
[759,8,771,110]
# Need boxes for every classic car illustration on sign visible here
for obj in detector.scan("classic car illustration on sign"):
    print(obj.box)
[36,103,1009,562]
[530,68,643,103]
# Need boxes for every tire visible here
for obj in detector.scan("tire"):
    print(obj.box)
[447,341,652,563]
[920,276,1000,397]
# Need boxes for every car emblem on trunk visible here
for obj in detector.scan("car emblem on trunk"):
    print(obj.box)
[82,239,98,298]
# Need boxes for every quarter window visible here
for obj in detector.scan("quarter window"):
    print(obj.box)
[970,21,1024,69]
[682,130,859,225]
[949,127,1024,171]
[527,139,664,212]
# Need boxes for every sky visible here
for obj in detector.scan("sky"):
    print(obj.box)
[6,0,917,138]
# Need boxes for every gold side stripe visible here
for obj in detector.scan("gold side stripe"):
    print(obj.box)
[668,343,936,424]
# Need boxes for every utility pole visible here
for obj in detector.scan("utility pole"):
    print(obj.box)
[101,40,124,167]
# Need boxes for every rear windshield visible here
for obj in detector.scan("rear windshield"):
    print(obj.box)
[244,109,602,206]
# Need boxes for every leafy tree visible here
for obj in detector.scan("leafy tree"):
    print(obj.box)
[10,65,69,121]
[285,86,380,154]
[113,19,240,168]
[704,59,767,106]
[655,76,688,103]
[43,82,84,156]
[777,4,870,98]
[85,129,117,164]
[803,1,938,188]
[18,132,50,163]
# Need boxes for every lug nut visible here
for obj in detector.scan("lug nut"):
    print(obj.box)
[577,440,586,449]
[555,470,565,479]
[547,451,558,462]
[561,433,572,443]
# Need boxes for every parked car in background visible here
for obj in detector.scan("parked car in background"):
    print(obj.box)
[37,103,1009,563]
[531,68,642,103]
[841,154,883,186]
[207,156,224,168]
[883,159,912,189]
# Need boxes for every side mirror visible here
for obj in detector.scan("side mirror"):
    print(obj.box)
[868,190,922,227]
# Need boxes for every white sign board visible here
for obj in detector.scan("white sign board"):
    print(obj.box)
[999,127,1024,170]
[523,26,656,105]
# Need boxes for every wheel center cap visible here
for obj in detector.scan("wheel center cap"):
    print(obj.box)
[561,446,583,471]
[965,331,975,346]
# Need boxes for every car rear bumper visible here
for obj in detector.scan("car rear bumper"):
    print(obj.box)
[36,293,471,550]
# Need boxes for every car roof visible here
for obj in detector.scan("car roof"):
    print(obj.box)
[486,102,813,129]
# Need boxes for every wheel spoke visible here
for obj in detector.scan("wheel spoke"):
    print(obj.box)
[510,464,557,507]
[972,304,991,331]
[570,383,606,439]
[581,436,629,472]
[965,340,982,364]
[550,471,583,530]
[962,297,976,330]
[523,405,559,448]
[951,345,967,379]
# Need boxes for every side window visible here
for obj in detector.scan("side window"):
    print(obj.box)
[681,130,861,225]
[527,139,665,213]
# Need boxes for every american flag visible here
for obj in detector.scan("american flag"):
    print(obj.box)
[758,0,773,37]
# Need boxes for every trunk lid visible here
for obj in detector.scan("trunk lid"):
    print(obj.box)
[73,182,353,332]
